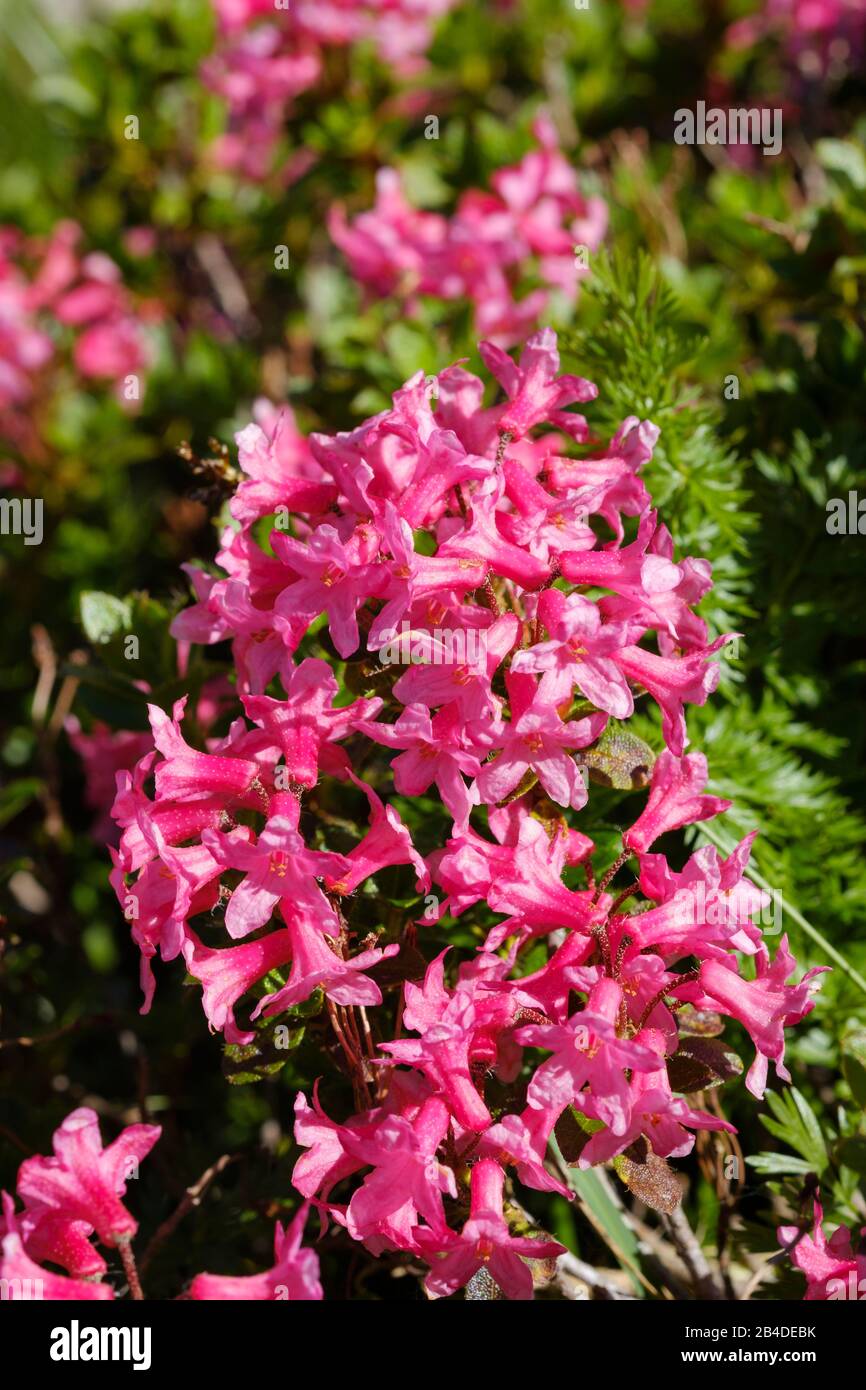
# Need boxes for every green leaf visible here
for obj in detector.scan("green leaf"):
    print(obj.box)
[836,1138,866,1177]
[0,777,44,828]
[383,322,438,380]
[817,138,866,191]
[745,1153,817,1176]
[554,1105,604,1164]
[222,1025,305,1085]
[759,1087,828,1173]
[80,591,133,645]
[676,1005,725,1038]
[841,1032,866,1110]
[580,723,656,790]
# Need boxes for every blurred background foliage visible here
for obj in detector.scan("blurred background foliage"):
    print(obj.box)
[1,0,864,1298]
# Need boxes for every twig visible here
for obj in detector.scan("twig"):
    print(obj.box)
[662,1205,725,1300]
[139,1153,235,1274]
[556,1249,637,1300]
[742,211,809,253]
[30,625,64,837]
[0,1124,34,1155]
[0,1013,117,1051]
[194,234,258,335]
[30,624,56,727]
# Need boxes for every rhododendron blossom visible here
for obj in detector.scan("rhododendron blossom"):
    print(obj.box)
[726,0,866,76]
[779,1195,866,1301]
[0,221,156,457]
[331,120,607,343]
[92,324,828,1299]
[0,1111,321,1300]
[203,0,466,179]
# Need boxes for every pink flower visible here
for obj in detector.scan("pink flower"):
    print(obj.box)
[106,322,822,1296]
[517,979,660,1132]
[379,953,507,1131]
[189,1205,322,1300]
[0,1195,114,1300]
[697,937,827,1099]
[109,831,230,1011]
[182,928,294,1044]
[325,776,430,896]
[624,750,732,854]
[417,1159,564,1300]
[0,220,153,450]
[486,814,603,948]
[292,1089,373,1202]
[16,1108,160,1249]
[511,588,637,717]
[202,814,348,939]
[499,456,598,562]
[342,1097,456,1249]
[231,414,334,527]
[391,613,519,720]
[614,637,731,756]
[148,697,264,803]
[483,1106,572,1198]
[65,719,154,841]
[479,328,597,439]
[561,507,679,584]
[475,671,606,810]
[358,701,487,826]
[242,657,382,787]
[778,1196,866,1301]
[272,522,386,657]
[331,119,605,343]
[577,1032,736,1167]
[252,911,398,1016]
[438,471,551,589]
[488,111,607,292]
[631,835,769,961]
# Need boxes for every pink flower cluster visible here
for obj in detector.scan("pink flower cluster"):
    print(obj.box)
[779,1195,866,1300]
[0,1107,160,1300]
[0,1107,322,1300]
[203,0,463,180]
[0,221,155,455]
[331,114,607,345]
[726,0,866,76]
[104,326,824,1299]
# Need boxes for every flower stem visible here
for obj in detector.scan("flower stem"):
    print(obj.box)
[118,1239,144,1301]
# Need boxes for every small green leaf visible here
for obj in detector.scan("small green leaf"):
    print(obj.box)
[841,1032,866,1110]
[760,1087,828,1173]
[745,1153,816,1176]
[580,724,655,790]
[80,591,133,645]
[554,1106,604,1164]
[0,777,44,828]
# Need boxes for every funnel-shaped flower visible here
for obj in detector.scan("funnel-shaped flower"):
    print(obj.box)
[16,1108,160,1249]
[189,1205,322,1301]
[417,1160,564,1300]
